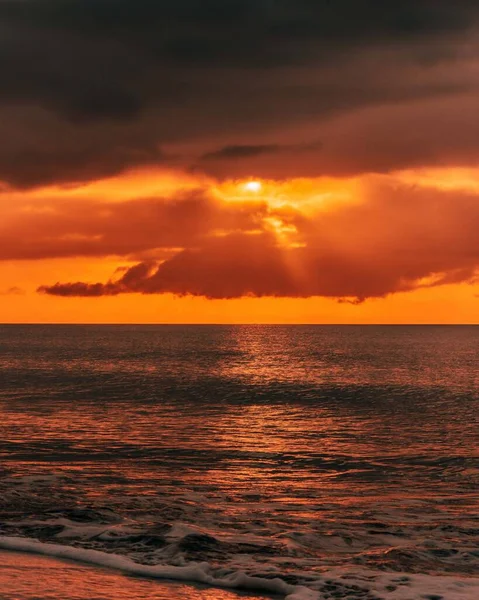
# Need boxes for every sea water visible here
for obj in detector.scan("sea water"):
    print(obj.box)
[0,325,478,599]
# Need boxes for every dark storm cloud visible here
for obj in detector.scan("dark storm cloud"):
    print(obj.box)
[4,1,478,66]
[1,0,479,185]
[0,23,143,122]
[196,93,479,180]
[0,141,168,189]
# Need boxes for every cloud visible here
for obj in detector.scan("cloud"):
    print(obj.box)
[199,141,323,165]
[4,1,478,72]
[2,1,479,303]
[201,145,282,161]
[194,91,479,180]
[0,287,26,296]
[34,178,479,301]
[1,1,479,186]
[0,189,267,260]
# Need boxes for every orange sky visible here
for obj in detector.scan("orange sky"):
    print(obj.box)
[4,1,479,322]
[2,167,479,323]
[3,3,479,323]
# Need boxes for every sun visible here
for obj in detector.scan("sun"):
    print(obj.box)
[243,180,263,193]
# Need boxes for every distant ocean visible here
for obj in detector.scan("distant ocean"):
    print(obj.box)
[0,325,478,599]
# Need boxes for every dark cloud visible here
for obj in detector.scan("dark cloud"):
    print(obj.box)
[195,93,479,180]
[201,145,282,161]
[1,1,479,185]
[0,141,168,189]
[33,181,479,301]
[4,1,478,67]
[200,141,323,163]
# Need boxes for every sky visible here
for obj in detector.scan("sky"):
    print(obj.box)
[2,0,479,323]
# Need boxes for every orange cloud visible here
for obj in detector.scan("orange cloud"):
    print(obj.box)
[24,173,479,302]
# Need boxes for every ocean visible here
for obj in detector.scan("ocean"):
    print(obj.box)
[0,325,478,599]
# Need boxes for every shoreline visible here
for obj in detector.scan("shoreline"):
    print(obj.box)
[0,537,295,598]
[2,535,479,600]
[0,548,276,600]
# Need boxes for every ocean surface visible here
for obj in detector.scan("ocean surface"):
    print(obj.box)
[0,325,478,600]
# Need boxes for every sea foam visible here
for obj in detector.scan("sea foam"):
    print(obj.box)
[0,536,301,598]
[1,535,479,600]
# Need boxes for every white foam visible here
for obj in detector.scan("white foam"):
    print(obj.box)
[323,566,479,600]
[2,535,479,600]
[0,536,298,598]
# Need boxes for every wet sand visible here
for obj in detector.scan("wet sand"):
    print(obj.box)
[0,550,273,600]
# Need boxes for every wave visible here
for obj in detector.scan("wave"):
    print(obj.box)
[1,535,479,600]
[0,536,307,599]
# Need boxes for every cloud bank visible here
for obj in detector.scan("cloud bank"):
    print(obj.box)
[1,1,479,186]
[21,178,478,301]
[2,2,479,307]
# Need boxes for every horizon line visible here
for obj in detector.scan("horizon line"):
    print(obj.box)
[1,323,478,327]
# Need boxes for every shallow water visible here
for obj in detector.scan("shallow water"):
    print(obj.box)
[0,325,478,598]
[0,550,270,600]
